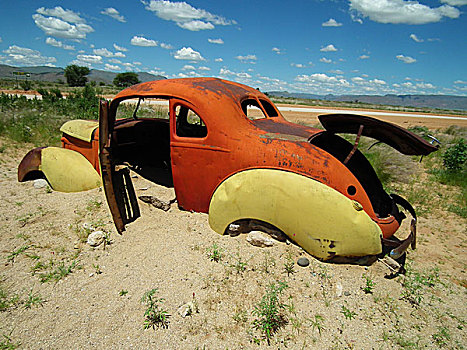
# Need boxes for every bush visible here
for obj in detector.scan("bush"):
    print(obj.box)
[443,139,466,171]
[19,80,33,91]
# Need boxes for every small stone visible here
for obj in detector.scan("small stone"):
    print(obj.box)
[246,231,274,247]
[344,291,351,296]
[33,179,48,189]
[89,273,94,277]
[73,243,80,249]
[297,257,310,267]
[336,282,343,297]
[178,301,198,317]
[87,231,105,247]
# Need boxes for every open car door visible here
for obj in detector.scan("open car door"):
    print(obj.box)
[99,100,140,233]
[318,114,439,156]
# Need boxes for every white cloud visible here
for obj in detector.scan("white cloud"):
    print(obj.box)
[131,36,158,47]
[149,68,166,76]
[160,43,174,49]
[320,57,332,63]
[329,69,344,74]
[101,8,126,22]
[108,58,122,64]
[93,48,113,57]
[198,66,211,71]
[143,0,235,31]
[359,54,370,59]
[352,77,365,83]
[236,54,257,62]
[113,43,128,52]
[349,0,460,24]
[0,37,3,43]
[416,82,435,89]
[454,80,466,84]
[215,58,223,62]
[410,34,424,42]
[105,63,120,71]
[174,47,205,61]
[133,61,142,65]
[182,64,196,70]
[440,0,467,5]
[272,47,283,55]
[33,7,94,39]
[219,68,251,79]
[178,20,214,31]
[76,54,102,64]
[291,63,306,68]
[45,37,74,50]
[396,54,417,63]
[320,44,337,52]
[370,78,386,85]
[208,38,224,44]
[1,45,57,66]
[114,52,126,58]
[322,18,342,27]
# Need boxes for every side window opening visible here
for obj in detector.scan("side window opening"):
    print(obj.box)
[175,105,207,138]
[259,99,278,117]
[241,98,267,120]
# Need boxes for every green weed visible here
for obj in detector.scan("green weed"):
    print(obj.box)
[432,327,451,347]
[206,243,223,262]
[141,288,170,330]
[38,260,79,283]
[252,281,288,344]
[23,290,45,309]
[283,252,295,277]
[341,305,357,320]
[0,334,20,350]
[401,266,440,306]
[362,274,376,294]
[6,245,30,263]
[309,314,325,335]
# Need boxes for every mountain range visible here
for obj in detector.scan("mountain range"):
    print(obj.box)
[1,64,466,111]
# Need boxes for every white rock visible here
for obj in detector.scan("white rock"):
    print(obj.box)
[33,179,48,189]
[178,301,198,317]
[87,231,105,247]
[336,282,343,297]
[246,231,274,248]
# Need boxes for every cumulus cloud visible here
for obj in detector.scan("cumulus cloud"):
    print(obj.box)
[322,18,342,27]
[236,54,257,62]
[0,37,3,43]
[76,54,102,64]
[410,34,424,42]
[174,47,205,61]
[291,63,306,68]
[214,58,223,62]
[105,63,120,71]
[359,55,370,59]
[320,57,332,63]
[320,44,337,52]
[440,0,467,5]
[131,36,158,47]
[108,58,122,64]
[1,45,57,66]
[143,0,235,31]
[208,38,224,44]
[396,54,417,63]
[272,47,283,55]
[198,66,210,71]
[349,0,460,24]
[160,43,174,49]
[454,80,466,84]
[182,64,196,70]
[46,37,75,50]
[416,82,435,89]
[219,68,251,79]
[113,43,128,52]
[33,6,94,39]
[352,77,366,83]
[370,78,386,85]
[101,8,126,22]
[93,48,114,57]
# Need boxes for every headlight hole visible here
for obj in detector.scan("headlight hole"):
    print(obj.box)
[347,185,356,196]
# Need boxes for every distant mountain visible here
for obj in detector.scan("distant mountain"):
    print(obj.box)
[267,91,467,112]
[0,64,166,85]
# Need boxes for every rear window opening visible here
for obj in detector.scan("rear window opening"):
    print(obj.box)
[241,98,279,120]
[175,105,207,138]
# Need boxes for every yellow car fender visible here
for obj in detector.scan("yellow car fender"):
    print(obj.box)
[18,147,101,193]
[208,169,382,260]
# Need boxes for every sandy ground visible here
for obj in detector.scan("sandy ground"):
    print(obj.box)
[0,109,466,349]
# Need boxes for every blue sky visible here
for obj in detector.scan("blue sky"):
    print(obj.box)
[0,0,466,95]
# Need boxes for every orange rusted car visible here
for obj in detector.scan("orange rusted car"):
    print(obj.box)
[18,78,438,268]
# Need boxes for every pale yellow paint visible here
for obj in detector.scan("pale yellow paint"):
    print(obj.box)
[60,120,98,142]
[40,147,101,192]
[209,169,382,260]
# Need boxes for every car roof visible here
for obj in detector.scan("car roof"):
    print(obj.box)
[111,77,267,111]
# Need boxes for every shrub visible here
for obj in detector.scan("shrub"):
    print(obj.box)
[443,139,466,171]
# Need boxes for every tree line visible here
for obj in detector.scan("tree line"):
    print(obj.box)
[64,65,140,88]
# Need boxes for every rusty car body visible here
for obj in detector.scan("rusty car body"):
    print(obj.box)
[18,77,438,266]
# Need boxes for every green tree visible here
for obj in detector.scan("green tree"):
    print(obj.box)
[64,65,90,87]
[113,72,140,88]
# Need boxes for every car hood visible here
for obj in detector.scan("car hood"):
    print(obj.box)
[318,114,438,156]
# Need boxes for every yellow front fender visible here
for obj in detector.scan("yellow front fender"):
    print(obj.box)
[208,169,382,260]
